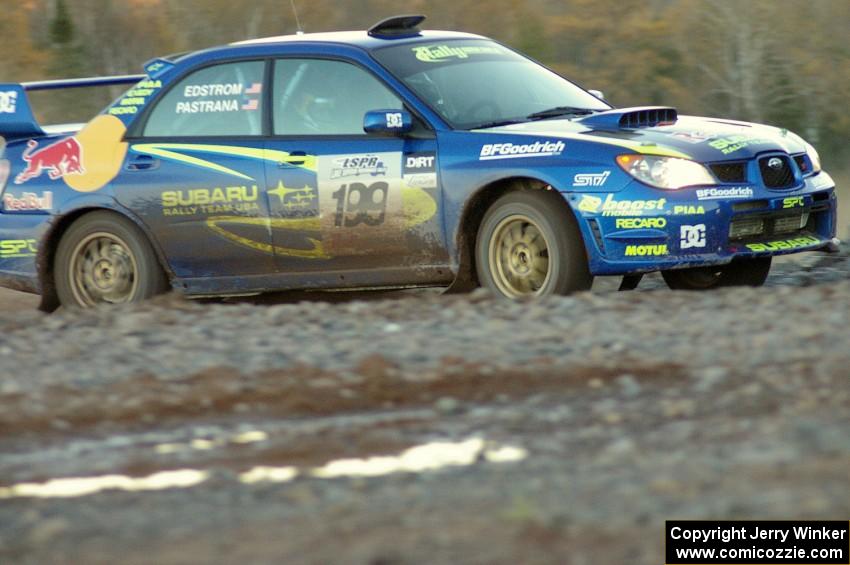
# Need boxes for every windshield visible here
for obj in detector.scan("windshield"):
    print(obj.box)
[373,39,611,130]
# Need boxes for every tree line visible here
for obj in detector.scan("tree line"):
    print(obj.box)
[2,0,848,167]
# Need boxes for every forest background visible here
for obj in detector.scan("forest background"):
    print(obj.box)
[1,0,847,174]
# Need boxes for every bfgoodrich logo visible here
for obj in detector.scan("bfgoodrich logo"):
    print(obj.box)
[696,187,753,200]
[480,141,565,161]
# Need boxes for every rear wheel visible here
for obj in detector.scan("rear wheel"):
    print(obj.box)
[475,189,592,298]
[661,257,772,290]
[55,211,168,307]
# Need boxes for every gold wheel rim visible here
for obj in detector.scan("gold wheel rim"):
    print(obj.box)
[69,232,139,306]
[488,214,551,297]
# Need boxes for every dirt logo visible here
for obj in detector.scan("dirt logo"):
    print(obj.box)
[15,138,85,184]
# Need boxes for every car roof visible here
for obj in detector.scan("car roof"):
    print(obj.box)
[171,30,487,68]
[233,30,485,49]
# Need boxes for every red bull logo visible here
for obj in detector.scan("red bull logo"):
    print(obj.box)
[15,137,85,185]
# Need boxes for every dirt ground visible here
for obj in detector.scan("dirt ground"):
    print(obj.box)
[0,176,847,564]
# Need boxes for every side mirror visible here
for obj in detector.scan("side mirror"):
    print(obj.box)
[364,109,413,135]
[588,89,605,101]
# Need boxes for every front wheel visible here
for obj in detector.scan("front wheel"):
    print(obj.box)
[661,257,772,290]
[55,211,169,307]
[475,189,592,298]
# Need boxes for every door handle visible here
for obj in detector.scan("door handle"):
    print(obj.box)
[126,154,159,171]
[278,151,307,168]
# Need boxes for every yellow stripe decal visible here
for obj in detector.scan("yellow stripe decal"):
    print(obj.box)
[205,216,330,259]
[507,130,693,159]
[131,143,318,179]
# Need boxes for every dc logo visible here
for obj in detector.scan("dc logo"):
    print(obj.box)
[680,224,706,249]
[386,113,403,128]
[0,91,17,114]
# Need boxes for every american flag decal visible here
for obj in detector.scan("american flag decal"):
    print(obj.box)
[242,99,259,111]
[245,82,262,95]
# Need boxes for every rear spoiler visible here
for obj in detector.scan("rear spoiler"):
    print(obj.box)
[0,74,145,140]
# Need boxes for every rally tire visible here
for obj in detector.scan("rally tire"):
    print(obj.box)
[55,211,169,308]
[661,257,772,291]
[475,189,592,298]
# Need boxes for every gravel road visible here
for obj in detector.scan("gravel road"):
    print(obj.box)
[1,251,849,564]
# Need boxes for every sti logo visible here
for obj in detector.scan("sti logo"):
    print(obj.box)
[0,91,17,114]
[573,171,610,187]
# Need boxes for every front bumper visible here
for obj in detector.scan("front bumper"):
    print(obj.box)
[570,171,838,276]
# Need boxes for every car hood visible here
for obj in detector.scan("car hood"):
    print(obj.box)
[477,114,808,162]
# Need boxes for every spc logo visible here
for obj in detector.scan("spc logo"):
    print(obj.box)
[680,224,707,250]
[0,91,17,114]
[573,171,610,187]
[15,137,85,184]
[0,239,37,259]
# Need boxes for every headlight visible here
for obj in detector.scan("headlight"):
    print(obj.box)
[616,155,716,190]
[804,141,822,173]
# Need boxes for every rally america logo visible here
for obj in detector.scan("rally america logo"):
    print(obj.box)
[479,140,565,161]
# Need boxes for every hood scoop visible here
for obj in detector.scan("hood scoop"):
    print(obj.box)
[578,106,678,130]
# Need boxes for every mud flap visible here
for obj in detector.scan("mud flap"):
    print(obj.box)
[619,274,643,291]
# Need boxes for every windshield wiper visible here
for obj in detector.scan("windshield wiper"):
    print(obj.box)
[469,118,529,130]
[526,106,598,120]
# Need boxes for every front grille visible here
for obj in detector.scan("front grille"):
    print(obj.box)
[774,213,809,234]
[759,155,795,189]
[729,216,764,239]
[710,162,747,183]
[729,209,813,241]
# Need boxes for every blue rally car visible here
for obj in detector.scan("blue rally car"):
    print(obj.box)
[0,15,839,309]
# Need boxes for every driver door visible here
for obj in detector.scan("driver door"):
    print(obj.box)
[263,57,449,282]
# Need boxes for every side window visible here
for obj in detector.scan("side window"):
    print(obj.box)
[273,59,403,136]
[144,61,265,137]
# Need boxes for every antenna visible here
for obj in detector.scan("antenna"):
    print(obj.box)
[290,0,304,35]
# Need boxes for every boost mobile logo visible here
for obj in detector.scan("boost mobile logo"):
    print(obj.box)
[479,141,565,161]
